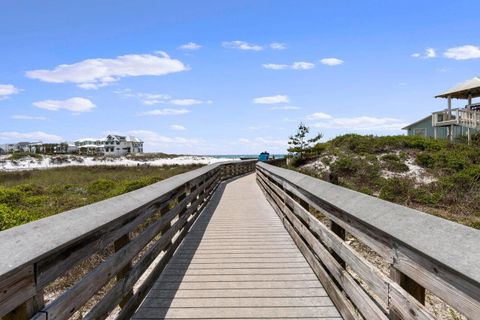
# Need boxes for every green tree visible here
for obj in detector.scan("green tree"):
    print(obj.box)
[287,122,322,158]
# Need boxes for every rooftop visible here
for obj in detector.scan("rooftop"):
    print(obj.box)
[435,76,480,99]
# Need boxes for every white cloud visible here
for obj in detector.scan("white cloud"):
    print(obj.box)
[320,57,344,66]
[140,108,190,116]
[444,45,480,60]
[178,42,202,50]
[253,95,289,104]
[263,61,315,70]
[222,41,263,51]
[262,63,289,70]
[170,99,212,106]
[114,89,171,105]
[0,84,20,99]
[269,105,299,111]
[33,97,96,112]
[11,115,47,120]
[411,48,437,59]
[306,112,333,120]
[270,42,286,50]
[115,89,211,106]
[0,131,63,142]
[170,124,186,131]
[292,61,315,70]
[307,112,406,130]
[26,52,188,89]
[426,48,437,58]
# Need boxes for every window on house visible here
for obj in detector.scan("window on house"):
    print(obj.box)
[413,128,427,136]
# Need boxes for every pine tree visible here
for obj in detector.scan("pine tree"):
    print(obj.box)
[287,122,322,158]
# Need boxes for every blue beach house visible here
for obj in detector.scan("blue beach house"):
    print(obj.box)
[403,77,480,143]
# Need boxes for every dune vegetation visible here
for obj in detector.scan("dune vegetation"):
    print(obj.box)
[289,133,480,229]
[0,164,202,231]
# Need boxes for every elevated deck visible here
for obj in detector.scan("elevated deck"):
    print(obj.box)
[133,174,340,319]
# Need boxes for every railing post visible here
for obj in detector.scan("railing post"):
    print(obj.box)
[389,267,425,319]
[330,222,346,268]
[114,234,133,307]
[4,290,45,320]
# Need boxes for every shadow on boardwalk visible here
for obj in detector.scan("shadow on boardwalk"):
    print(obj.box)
[133,178,228,317]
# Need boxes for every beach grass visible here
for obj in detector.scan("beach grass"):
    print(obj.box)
[0,164,203,231]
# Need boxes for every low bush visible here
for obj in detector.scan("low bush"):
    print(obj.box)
[0,164,203,231]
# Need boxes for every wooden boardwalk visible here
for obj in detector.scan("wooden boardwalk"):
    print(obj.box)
[133,173,341,319]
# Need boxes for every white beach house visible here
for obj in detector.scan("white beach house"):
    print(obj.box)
[104,135,144,156]
[75,135,143,156]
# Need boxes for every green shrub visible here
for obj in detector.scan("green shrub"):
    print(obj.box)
[411,187,442,206]
[87,179,117,195]
[0,204,33,230]
[379,178,415,204]
[381,153,400,162]
[289,157,307,168]
[122,177,162,193]
[433,150,469,172]
[358,186,373,196]
[416,152,435,168]
[0,188,22,206]
[330,156,361,176]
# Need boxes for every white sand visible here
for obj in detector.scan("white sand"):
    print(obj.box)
[0,155,236,171]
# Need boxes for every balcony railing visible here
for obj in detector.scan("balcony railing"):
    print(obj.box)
[432,108,480,129]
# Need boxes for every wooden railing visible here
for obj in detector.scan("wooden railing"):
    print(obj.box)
[256,162,480,320]
[0,160,256,320]
[432,108,480,129]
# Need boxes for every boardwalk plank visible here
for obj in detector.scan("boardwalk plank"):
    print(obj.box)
[133,173,340,319]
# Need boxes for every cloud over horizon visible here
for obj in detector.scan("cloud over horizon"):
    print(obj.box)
[253,95,290,104]
[320,58,344,66]
[222,41,263,51]
[140,108,190,116]
[178,42,202,50]
[0,84,20,99]
[444,45,480,60]
[263,61,314,70]
[0,131,63,142]
[306,112,406,130]
[26,52,188,89]
[33,97,96,112]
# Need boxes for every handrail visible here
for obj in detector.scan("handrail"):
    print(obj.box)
[432,108,480,129]
[0,160,256,319]
[256,162,480,320]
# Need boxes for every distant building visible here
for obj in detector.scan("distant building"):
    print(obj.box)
[75,138,105,155]
[1,134,143,156]
[75,135,143,156]
[54,143,78,154]
[104,135,143,156]
[404,77,480,142]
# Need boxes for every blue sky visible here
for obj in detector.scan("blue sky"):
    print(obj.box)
[1,0,480,154]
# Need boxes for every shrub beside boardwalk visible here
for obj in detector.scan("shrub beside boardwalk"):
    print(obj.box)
[0,164,202,231]
[291,134,480,229]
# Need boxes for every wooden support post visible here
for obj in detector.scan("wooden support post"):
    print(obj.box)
[448,95,452,120]
[114,234,133,307]
[330,222,346,268]
[468,127,471,145]
[389,267,425,319]
[3,290,45,320]
[434,126,437,139]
